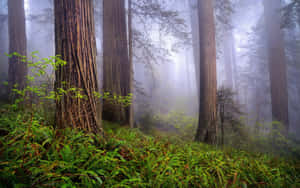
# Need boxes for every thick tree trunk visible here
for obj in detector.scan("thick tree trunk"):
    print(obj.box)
[54,0,102,133]
[195,0,218,144]
[103,0,132,125]
[263,0,289,134]
[7,0,27,100]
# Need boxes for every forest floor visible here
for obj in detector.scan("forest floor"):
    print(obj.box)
[0,111,299,187]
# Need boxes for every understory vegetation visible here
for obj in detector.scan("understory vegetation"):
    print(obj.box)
[138,108,300,158]
[1,0,300,186]
[0,108,299,188]
[0,52,299,187]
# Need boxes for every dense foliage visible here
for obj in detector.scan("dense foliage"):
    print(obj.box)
[0,109,299,187]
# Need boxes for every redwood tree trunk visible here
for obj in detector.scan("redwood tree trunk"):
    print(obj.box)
[7,0,27,100]
[54,0,102,133]
[103,0,132,125]
[195,0,218,144]
[263,0,289,134]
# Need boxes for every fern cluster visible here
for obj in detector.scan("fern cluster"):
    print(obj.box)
[0,110,299,187]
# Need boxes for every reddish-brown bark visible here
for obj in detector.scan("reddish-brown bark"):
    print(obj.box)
[54,0,102,133]
[195,0,218,144]
[103,0,132,125]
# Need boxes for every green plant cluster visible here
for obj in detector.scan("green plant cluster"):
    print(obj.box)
[147,110,300,158]
[3,52,133,110]
[0,111,299,188]
[152,111,197,140]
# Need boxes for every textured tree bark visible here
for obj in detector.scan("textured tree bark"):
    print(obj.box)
[263,0,289,134]
[7,0,27,100]
[54,0,102,133]
[103,0,132,125]
[195,0,218,144]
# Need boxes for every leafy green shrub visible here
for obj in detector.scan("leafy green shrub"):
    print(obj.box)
[153,111,197,140]
[137,110,197,140]
[3,52,133,127]
[221,119,300,159]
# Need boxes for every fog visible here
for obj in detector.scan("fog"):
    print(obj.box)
[1,1,300,186]
[0,0,299,141]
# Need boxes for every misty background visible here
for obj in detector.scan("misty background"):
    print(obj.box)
[0,0,299,137]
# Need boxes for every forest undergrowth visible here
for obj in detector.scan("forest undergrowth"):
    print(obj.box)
[0,52,299,187]
[0,108,299,188]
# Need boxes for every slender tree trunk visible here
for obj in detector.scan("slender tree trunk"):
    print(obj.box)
[103,0,132,125]
[185,49,192,96]
[54,0,102,133]
[0,13,8,99]
[223,31,234,90]
[189,0,200,98]
[220,105,225,146]
[254,79,262,126]
[195,0,218,144]
[231,32,239,97]
[263,0,289,134]
[222,0,236,92]
[128,0,134,128]
[7,0,27,100]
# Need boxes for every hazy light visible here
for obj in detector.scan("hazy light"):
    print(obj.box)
[234,32,243,53]
[24,0,29,11]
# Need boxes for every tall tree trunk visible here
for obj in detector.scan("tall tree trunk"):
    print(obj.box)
[231,32,239,96]
[0,13,8,99]
[54,0,102,133]
[185,49,192,96]
[254,79,262,126]
[195,0,218,144]
[188,0,200,98]
[7,0,27,100]
[223,31,234,90]
[220,105,225,146]
[128,0,134,128]
[103,0,132,125]
[222,0,236,92]
[263,0,289,134]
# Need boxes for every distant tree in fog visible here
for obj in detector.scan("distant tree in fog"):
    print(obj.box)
[7,0,27,100]
[282,0,300,28]
[263,0,289,134]
[128,0,134,128]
